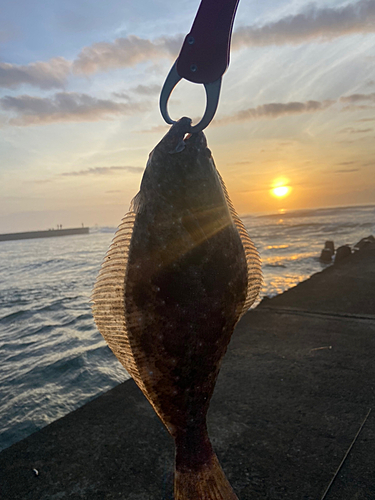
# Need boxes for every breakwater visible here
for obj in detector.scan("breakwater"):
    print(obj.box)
[0,227,89,242]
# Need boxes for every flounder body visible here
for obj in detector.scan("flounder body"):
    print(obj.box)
[92,118,261,499]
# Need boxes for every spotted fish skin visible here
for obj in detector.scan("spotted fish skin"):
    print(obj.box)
[92,117,262,499]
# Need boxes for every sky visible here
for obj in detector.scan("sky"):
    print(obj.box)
[0,0,375,232]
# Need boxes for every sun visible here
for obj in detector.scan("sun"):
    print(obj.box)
[272,186,290,197]
[270,178,292,198]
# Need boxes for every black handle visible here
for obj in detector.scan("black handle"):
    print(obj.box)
[176,0,240,84]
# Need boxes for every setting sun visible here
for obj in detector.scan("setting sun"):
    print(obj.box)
[270,178,292,199]
[272,186,291,198]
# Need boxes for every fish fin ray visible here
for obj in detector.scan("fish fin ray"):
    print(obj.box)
[216,169,262,316]
[129,191,142,213]
[92,208,170,429]
[91,209,147,394]
[175,453,238,500]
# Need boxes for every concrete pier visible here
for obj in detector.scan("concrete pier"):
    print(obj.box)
[1,246,374,499]
[0,227,89,242]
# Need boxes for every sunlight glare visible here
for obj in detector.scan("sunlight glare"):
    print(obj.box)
[272,186,290,197]
[270,177,292,199]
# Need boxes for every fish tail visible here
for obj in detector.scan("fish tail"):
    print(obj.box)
[174,432,238,500]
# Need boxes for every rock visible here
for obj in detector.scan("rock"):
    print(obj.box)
[319,240,335,262]
[334,245,351,264]
[324,240,335,254]
[319,248,332,263]
[354,235,375,252]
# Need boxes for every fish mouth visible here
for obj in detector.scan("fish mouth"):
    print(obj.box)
[165,117,206,155]
[183,131,207,156]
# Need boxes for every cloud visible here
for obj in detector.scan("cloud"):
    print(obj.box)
[70,0,375,77]
[232,160,254,165]
[113,84,160,101]
[4,89,362,129]
[233,0,375,48]
[112,91,130,100]
[135,124,170,134]
[0,57,71,89]
[131,84,161,96]
[0,92,147,125]
[351,128,373,133]
[72,34,183,75]
[336,138,368,143]
[61,166,143,176]
[2,0,373,91]
[340,103,374,112]
[0,34,180,90]
[340,92,375,103]
[334,168,360,173]
[339,126,373,133]
[215,99,334,125]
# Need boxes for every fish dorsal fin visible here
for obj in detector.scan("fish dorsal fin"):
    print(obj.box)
[216,170,262,316]
[91,208,147,395]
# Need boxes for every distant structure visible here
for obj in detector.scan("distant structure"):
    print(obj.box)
[0,227,89,242]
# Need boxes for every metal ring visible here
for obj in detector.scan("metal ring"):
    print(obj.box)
[190,78,221,133]
[159,61,222,133]
[159,61,181,125]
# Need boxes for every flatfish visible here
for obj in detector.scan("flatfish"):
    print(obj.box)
[92,117,262,499]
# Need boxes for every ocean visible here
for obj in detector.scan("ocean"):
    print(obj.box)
[0,204,374,452]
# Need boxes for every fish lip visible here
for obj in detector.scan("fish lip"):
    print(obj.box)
[167,117,192,142]
[167,117,206,149]
[154,117,207,156]
[183,127,207,155]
